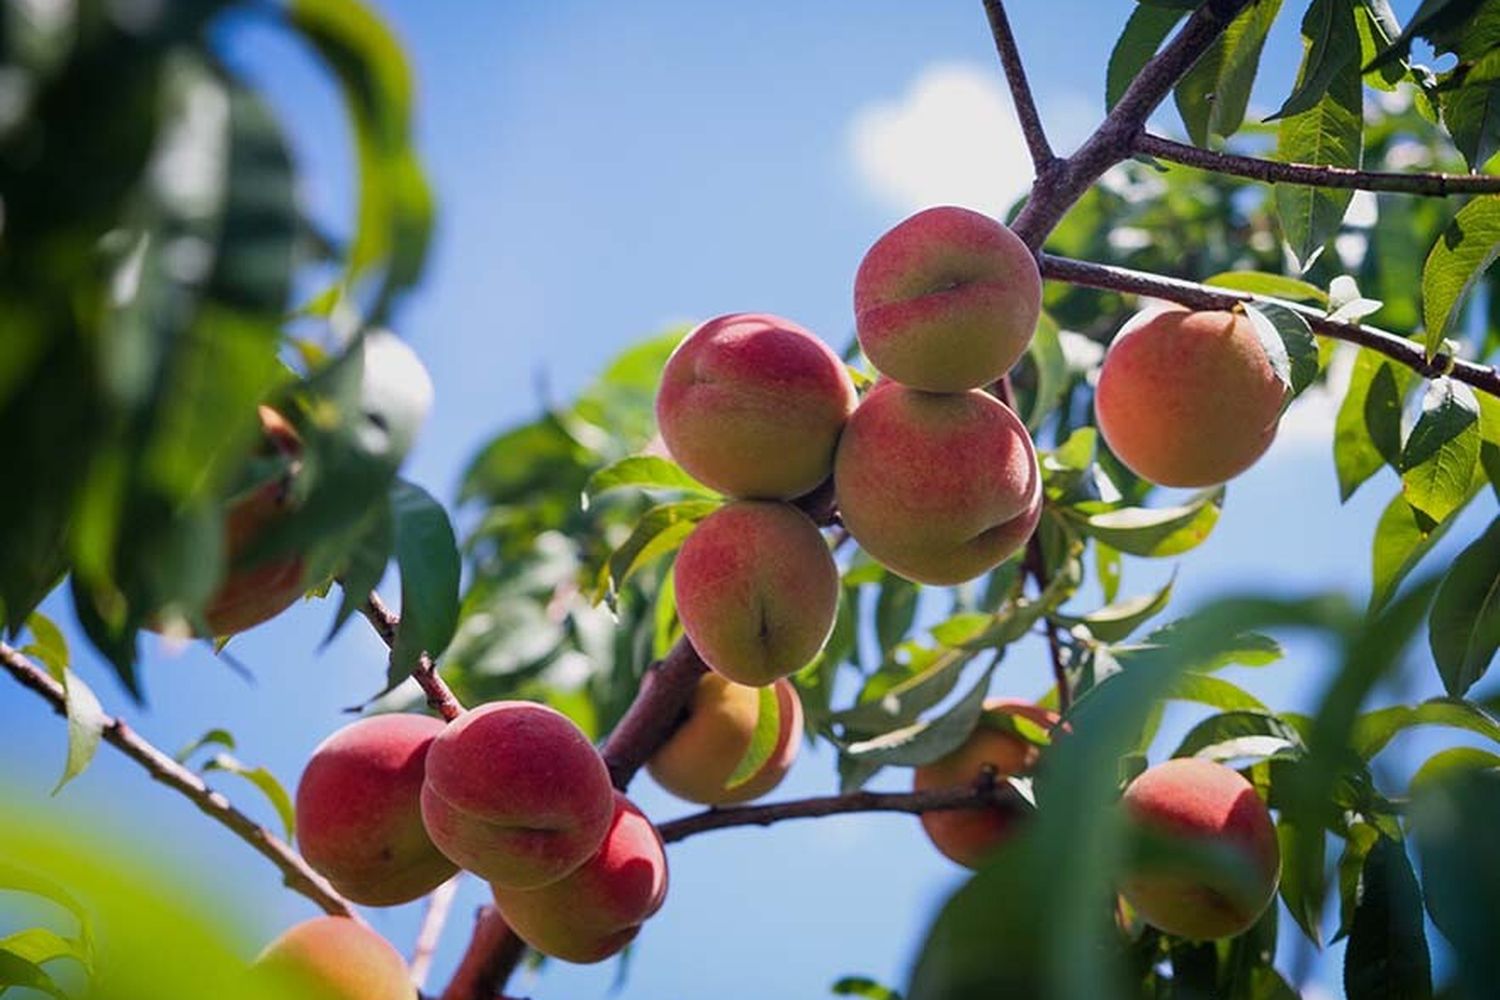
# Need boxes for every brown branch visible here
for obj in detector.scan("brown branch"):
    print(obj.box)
[983,0,1055,170]
[600,636,710,790]
[1009,0,1252,248]
[1040,253,1500,397]
[1137,132,1500,196]
[656,780,1026,844]
[439,906,527,1000]
[0,641,358,919]
[410,876,460,990]
[359,591,464,722]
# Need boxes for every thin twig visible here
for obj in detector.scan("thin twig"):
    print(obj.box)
[1137,132,1500,196]
[359,591,464,722]
[1008,0,1253,248]
[0,641,359,919]
[410,876,461,990]
[1039,253,1500,397]
[656,780,1026,844]
[983,0,1055,170]
[1021,539,1071,712]
[439,906,527,1000]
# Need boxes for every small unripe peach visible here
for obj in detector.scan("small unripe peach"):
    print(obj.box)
[420,702,614,889]
[647,673,803,805]
[1095,306,1286,487]
[295,714,457,906]
[251,917,413,1000]
[492,792,668,964]
[912,699,1057,868]
[1119,757,1281,940]
[674,501,838,686]
[834,384,1041,585]
[656,313,858,499]
[854,206,1041,392]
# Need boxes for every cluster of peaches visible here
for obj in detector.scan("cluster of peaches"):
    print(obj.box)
[248,205,1291,996]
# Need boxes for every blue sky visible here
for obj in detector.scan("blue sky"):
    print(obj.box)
[5,2,1494,998]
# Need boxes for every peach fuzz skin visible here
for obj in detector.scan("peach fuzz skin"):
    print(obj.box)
[673,501,839,687]
[1119,757,1281,940]
[294,714,457,907]
[834,383,1042,585]
[420,701,614,890]
[647,673,804,805]
[854,206,1041,392]
[492,792,668,964]
[1095,306,1286,488]
[912,699,1059,868]
[251,917,414,1000]
[655,313,857,500]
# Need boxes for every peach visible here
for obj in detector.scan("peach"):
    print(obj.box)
[250,917,413,1000]
[833,383,1042,585]
[295,714,457,906]
[656,313,858,499]
[1119,757,1281,939]
[1095,306,1286,487]
[912,699,1058,868]
[647,673,804,804]
[673,501,838,686]
[854,206,1041,392]
[420,702,614,889]
[491,792,668,964]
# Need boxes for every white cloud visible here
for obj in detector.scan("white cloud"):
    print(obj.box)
[849,63,1064,217]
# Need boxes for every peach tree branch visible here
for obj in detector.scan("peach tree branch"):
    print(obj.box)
[359,591,465,722]
[410,876,460,990]
[0,641,359,920]
[1039,253,1500,398]
[656,778,1024,844]
[1136,133,1500,196]
[1007,0,1253,248]
[983,0,1055,171]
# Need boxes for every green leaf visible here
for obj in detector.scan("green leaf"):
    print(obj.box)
[1335,350,1412,502]
[202,753,295,840]
[831,976,903,1000]
[1204,270,1329,303]
[876,575,920,653]
[1335,822,1381,942]
[1400,379,1481,524]
[21,613,68,675]
[1163,672,1270,713]
[34,626,106,796]
[1352,697,1500,760]
[0,948,66,999]
[725,684,781,790]
[1244,302,1319,399]
[0,927,87,974]
[1343,836,1433,1000]
[1278,817,1326,944]
[1428,517,1500,696]
[174,729,237,764]
[1173,0,1283,145]
[1063,487,1223,557]
[834,647,969,735]
[583,456,713,505]
[1410,769,1500,996]
[1422,196,1500,355]
[1173,710,1306,761]
[326,498,394,642]
[1369,488,1472,613]
[604,499,720,600]
[1275,39,1363,271]
[842,661,996,768]
[1022,313,1067,432]
[1139,621,1285,671]
[1410,746,1500,791]
[1356,0,1408,89]
[384,480,461,689]
[1268,0,1360,121]
[1364,0,1487,71]
[1438,81,1500,171]
[1108,5,1185,110]
[1055,575,1173,643]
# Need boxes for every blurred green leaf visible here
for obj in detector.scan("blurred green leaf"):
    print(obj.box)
[1064,487,1223,557]
[725,685,781,790]
[1055,574,1173,642]
[1343,836,1432,999]
[832,975,903,1000]
[1350,698,1500,758]
[1174,709,1305,761]
[1277,817,1325,945]
[0,927,87,975]
[876,576,920,653]
[21,614,69,675]
[1410,745,1500,792]
[1428,517,1500,696]
[1335,821,1381,942]
[174,729,237,764]
[1411,769,1500,997]
[842,661,996,768]
[1423,196,1500,356]
[202,753,295,840]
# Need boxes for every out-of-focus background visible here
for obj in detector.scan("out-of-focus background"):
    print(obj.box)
[5,2,1488,997]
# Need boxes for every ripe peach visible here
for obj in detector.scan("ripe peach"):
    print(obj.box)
[854,206,1041,392]
[250,917,413,1000]
[420,702,614,889]
[647,673,804,805]
[673,501,838,687]
[912,699,1058,868]
[295,714,457,906]
[491,792,668,964]
[656,313,858,499]
[1095,306,1286,487]
[833,383,1042,585]
[1119,757,1281,940]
